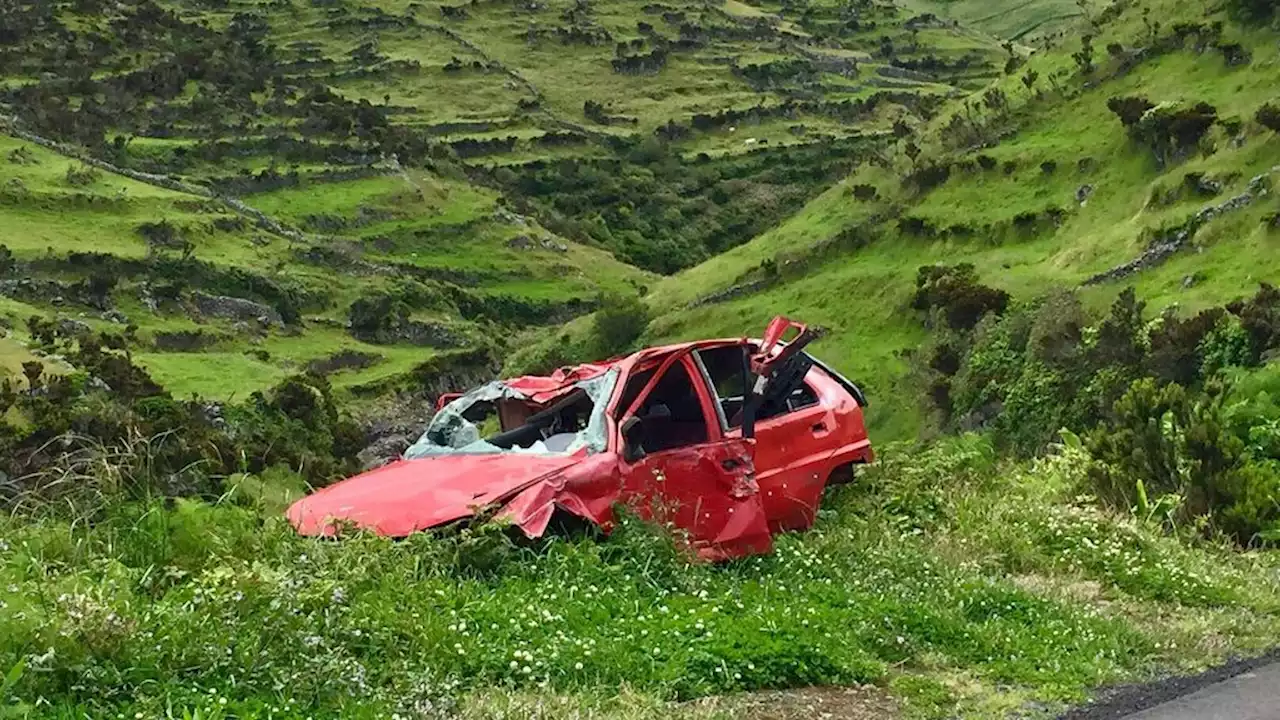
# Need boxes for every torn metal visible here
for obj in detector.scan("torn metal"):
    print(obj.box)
[287,316,874,560]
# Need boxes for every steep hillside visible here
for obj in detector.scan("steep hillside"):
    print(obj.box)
[0,0,1019,400]
[528,0,1280,440]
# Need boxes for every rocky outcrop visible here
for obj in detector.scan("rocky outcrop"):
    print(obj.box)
[506,234,568,252]
[192,292,283,327]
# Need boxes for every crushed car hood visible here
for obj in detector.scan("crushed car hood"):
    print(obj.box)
[287,454,582,537]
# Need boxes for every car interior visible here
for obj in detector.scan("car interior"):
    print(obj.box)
[486,390,597,451]
[615,359,710,455]
[696,345,820,428]
[422,389,597,452]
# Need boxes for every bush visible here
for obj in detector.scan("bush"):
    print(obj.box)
[1227,283,1280,364]
[347,293,411,342]
[591,293,649,357]
[911,264,1010,331]
[1257,103,1280,133]
[1087,377,1280,544]
[0,319,362,513]
[1107,96,1156,127]
[64,163,101,187]
[1128,101,1219,167]
[1228,0,1276,23]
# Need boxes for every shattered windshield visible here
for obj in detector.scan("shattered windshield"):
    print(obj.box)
[404,369,619,458]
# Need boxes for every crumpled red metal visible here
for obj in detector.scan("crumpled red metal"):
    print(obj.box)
[288,317,873,561]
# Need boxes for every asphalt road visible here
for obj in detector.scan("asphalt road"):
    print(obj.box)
[1059,651,1280,720]
[1120,663,1280,720]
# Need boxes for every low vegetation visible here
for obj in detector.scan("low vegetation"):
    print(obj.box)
[3,433,1279,719]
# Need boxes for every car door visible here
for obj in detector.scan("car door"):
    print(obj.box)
[616,353,773,560]
[750,368,839,532]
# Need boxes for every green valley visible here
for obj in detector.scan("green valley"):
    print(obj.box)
[2,0,1280,717]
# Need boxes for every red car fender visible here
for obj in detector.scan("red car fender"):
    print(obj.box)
[495,453,624,537]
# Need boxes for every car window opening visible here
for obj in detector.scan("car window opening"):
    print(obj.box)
[617,358,710,454]
[405,369,619,457]
[697,345,820,428]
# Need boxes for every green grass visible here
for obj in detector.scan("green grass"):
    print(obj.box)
[135,351,289,400]
[610,0,1280,442]
[2,436,1277,719]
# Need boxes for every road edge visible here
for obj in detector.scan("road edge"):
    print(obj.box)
[1056,647,1280,720]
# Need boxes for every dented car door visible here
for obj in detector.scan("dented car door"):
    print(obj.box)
[616,353,773,560]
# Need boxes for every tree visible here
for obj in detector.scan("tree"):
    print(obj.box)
[1072,34,1095,75]
[1021,69,1039,95]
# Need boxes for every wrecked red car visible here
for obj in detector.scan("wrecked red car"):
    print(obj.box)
[287,317,873,560]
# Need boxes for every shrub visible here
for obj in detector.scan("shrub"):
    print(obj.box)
[1226,283,1280,364]
[591,293,649,357]
[1228,0,1277,23]
[64,163,101,187]
[1087,377,1280,544]
[1107,96,1155,128]
[1145,308,1225,386]
[348,293,411,342]
[911,264,1010,331]
[903,162,951,193]
[1256,103,1280,133]
[1129,101,1219,167]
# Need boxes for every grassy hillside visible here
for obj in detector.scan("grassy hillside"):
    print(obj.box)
[582,0,1280,440]
[0,0,1021,400]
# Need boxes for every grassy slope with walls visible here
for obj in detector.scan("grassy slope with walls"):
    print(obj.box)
[520,0,1280,441]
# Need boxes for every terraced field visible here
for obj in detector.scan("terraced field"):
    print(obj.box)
[0,0,1009,400]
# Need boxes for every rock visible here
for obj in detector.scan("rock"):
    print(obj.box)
[306,349,383,375]
[506,234,568,253]
[357,434,412,470]
[101,309,129,324]
[400,320,465,348]
[539,236,568,253]
[56,318,91,337]
[1075,184,1095,205]
[493,207,531,226]
[1182,272,1206,289]
[139,285,159,312]
[192,292,283,327]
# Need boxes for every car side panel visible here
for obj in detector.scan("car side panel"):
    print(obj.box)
[751,366,870,532]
